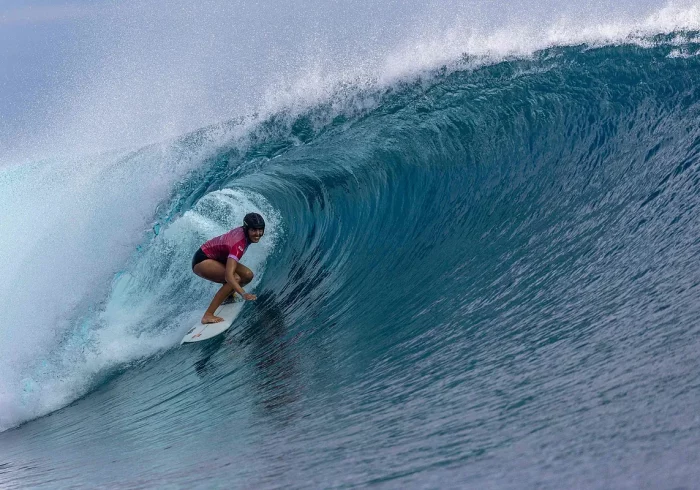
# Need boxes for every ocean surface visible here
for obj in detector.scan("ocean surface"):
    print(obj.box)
[2,25,700,489]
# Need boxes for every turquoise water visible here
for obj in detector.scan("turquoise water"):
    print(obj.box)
[2,36,700,488]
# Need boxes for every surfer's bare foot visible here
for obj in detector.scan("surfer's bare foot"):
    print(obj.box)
[201,313,224,324]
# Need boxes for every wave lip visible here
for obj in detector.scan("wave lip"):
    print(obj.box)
[2,27,700,488]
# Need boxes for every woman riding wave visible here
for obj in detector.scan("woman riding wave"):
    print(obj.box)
[191,212,265,324]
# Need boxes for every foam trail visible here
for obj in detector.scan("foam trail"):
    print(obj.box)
[5,0,699,162]
[376,3,700,84]
[0,19,699,487]
[0,133,251,430]
[1,0,699,441]
[1,181,280,431]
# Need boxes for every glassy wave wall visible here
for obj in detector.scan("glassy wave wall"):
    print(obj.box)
[1,36,700,488]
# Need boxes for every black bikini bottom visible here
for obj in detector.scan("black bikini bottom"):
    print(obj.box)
[191,248,224,270]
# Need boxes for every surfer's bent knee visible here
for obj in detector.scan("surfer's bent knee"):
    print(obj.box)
[238,268,254,283]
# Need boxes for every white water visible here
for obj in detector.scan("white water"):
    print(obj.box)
[4,0,699,162]
[1,0,698,431]
[0,142,279,431]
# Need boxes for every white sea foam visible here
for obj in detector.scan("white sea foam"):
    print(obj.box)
[1,0,698,432]
[0,139,279,431]
[261,1,700,113]
[4,0,699,162]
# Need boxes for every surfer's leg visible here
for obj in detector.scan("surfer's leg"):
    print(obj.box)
[220,265,251,303]
[193,259,227,284]
[234,263,254,286]
[193,260,253,323]
[201,283,237,323]
[193,260,231,323]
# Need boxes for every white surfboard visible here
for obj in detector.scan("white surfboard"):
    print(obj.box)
[181,301,245,344]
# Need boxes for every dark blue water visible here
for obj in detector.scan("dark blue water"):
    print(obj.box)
[2,36,700,488]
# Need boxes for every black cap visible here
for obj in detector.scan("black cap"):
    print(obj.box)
[243,212,265,230]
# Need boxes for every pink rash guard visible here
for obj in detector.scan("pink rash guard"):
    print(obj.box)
[201,227,250,263]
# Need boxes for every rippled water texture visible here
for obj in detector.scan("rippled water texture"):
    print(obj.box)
[2,37,700,488]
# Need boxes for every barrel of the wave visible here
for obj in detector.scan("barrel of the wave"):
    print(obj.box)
[181,212,266,344]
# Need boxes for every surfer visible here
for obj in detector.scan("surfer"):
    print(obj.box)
[191,212,265,324]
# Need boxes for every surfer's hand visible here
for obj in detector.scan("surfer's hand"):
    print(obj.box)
[242,293,256,301]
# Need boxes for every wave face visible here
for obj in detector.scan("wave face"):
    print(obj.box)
[2,36,700,488]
